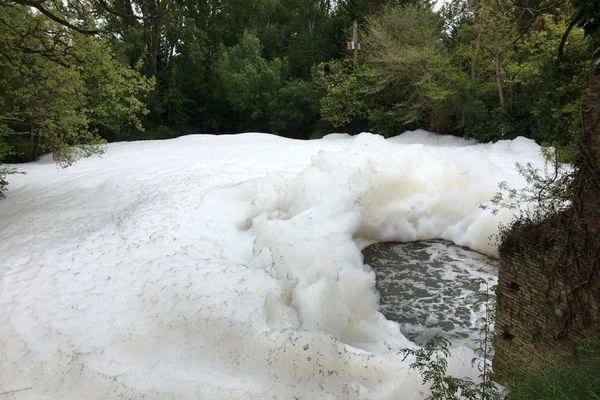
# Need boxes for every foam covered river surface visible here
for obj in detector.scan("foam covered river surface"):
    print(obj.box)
[0,131,545,399]
[364,240,498,348]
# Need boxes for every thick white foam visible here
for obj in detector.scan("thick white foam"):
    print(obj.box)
[0,131,545,399]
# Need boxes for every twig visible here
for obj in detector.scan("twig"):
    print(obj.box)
[0,387,32,396]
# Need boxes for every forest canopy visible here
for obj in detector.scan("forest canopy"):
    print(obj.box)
[0,0,597,171]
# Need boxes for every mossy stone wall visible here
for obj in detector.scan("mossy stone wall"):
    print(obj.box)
[493,76,600,376]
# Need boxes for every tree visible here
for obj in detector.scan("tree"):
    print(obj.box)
[561,0,600,68]
[0,5,153,196]
[214,32,289,131]
[2,52,101,166]
[74,36,154,140]
[315,59,372,132]
[467,0,518,111]
[363,3,474,134]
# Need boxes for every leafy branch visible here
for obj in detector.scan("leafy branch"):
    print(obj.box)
[482,148,574,244]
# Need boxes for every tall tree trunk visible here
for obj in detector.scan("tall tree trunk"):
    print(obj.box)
[141,0,162,77]
[123,0,135,19]
[148,23,160,76]
[121,0,142,68]
[29,126,34,161]
[494,33,506,110]
[471,25,482,86]
[34,131,41,160]
[507,74,514,112]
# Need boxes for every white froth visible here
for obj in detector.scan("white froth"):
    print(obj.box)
[0,131,545,399]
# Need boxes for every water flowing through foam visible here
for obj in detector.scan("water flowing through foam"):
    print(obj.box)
[363,240,497,348]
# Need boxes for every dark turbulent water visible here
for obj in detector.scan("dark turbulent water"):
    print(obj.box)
[363,240,498,348]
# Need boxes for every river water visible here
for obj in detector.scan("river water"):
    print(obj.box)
[363,240,498,348]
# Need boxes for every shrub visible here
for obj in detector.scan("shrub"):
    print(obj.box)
[506,338,600,400]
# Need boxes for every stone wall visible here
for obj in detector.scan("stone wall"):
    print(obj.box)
[493,76,600,376]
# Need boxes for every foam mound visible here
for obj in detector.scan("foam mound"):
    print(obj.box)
[0,131,545,399]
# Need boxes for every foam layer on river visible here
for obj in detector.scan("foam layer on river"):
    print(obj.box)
[0,131,545,399]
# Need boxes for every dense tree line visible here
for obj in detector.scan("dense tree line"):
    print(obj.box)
[320,1,593,154]
[0,0,597,184]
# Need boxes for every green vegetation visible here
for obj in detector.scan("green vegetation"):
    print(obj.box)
[401,335,504,400]
[0,0,597,195]
[506,338,600,400]
[0,4,153,167]
[402,336,485,400]
[405,335,600,400]
[403,276,599,400]
[400,279,503,400]
[0,2,599,398]
[481,148,575,246]
[320,1,592,147]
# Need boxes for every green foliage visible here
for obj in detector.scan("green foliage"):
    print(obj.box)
[0,168,11,198]
[314,1,592,145]
[269,79,324,136]
[363,4,466,133]
[401,278,503,400]
[215,32,289,130]
[315,60,372,131]
[506,338,600,400]
[508,15,590,149]
[403,306,600,400]
[0,3,154,163]
[482,149,574,245]
[0,110,21,197]
[402,337,474,400]
[74,37,155,140]
[566,0,600,68]
[0,0,595,166]
[316,2,478,137]
[472,279,502,400]
[0,49,102,166]
[318,2,557,139]
[214,32,323,137]
[93,0,350,137]
[0,2,154,196]
[401,335,503,400]
[0,167,23,198]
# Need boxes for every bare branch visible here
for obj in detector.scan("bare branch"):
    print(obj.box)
[8,0,100,34]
